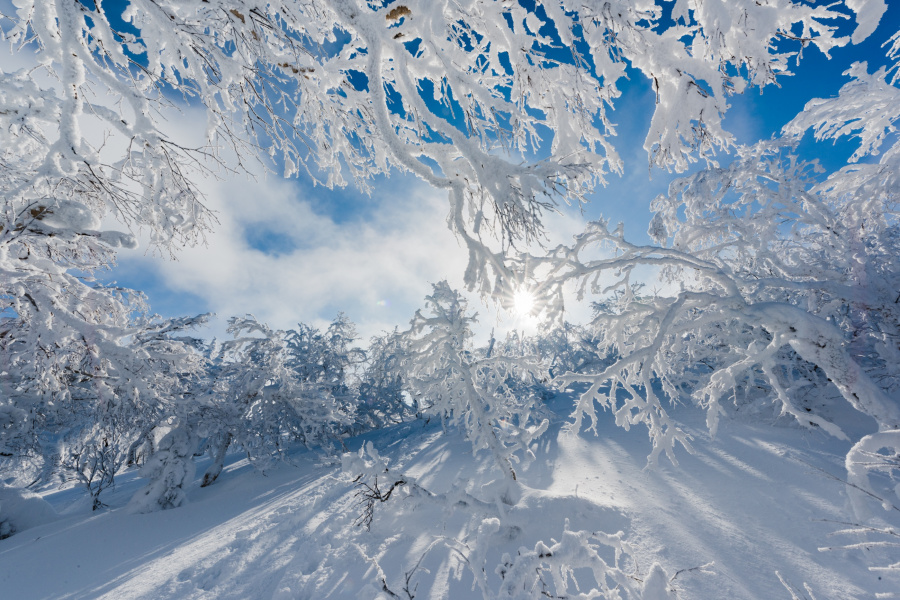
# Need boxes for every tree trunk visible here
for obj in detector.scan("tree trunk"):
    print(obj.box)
[201,433,232,488]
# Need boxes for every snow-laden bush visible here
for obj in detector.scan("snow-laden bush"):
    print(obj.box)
[342,442,665,599]
[0,483,58,539]
[285,314,366,434]
[128,427,199,513]
[357,329,416,429]
[343,442,502,530]
[494,523,670,600]
[59,423,129,511]
[498,323,614,381]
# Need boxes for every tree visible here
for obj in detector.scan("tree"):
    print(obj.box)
[505,45,900,510]
[1,0,218,495]
[201,316,351,479]
[322,314,366,409]
[402,281,548,490]
[1,281,207,509]
[128,426,199,513]
[357,328,415,428]
[498,321,614,380]
[282,315,366,432]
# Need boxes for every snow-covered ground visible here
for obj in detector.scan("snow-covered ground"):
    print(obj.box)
[1,391,897,599]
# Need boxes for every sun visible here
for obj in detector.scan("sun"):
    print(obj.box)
[512,289,536,317]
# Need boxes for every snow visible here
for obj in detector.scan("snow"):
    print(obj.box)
[846,0,888,45]
[1,391,895,599]
[0,485,58,539]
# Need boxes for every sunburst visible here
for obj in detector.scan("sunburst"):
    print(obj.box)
[512,289,536,317]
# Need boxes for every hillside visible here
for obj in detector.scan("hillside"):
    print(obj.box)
[2,391,895,599]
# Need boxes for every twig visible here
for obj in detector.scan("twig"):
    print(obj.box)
[796,458,900,513]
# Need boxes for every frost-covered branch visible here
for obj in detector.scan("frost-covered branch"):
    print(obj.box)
[509,134,900,479]
[1,0,874,297]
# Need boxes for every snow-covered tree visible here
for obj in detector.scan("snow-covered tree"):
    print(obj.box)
[62,313,207,510]
[1,288,207,508]
[284,314,365,426]
[0,0,219,438]
[199,316,351,482]
[507,44,900,508]
[402,282,548,489]
[323,314,366,407]
[357,328,414,428]
[59,422,130,511]
[499,322,613,381]
[127,426,198,513]
[1,0,216,500]
[283,323,328,387]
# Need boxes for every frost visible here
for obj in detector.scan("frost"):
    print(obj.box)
[846,0,888,45]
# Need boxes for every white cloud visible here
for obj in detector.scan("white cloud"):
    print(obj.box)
[118,170,480,341]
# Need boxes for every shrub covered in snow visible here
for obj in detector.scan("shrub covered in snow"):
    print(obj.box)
[0,484,58,539]
[128,427,199,513]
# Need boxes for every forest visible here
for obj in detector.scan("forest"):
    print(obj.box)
[1,1,899,598]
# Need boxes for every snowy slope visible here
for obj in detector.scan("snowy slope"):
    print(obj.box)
[1,391,896,599]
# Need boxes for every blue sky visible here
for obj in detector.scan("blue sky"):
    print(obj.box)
[4,1,898,343]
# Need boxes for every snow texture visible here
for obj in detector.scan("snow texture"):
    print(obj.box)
[1,394,896,599]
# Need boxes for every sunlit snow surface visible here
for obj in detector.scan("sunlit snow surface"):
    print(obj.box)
[0,391,895,599]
